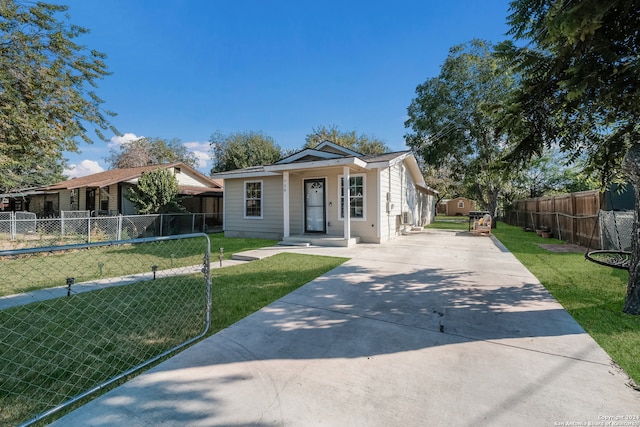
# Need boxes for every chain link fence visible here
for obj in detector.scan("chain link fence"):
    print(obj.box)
[0,233,212,426]
[599,210,634,251]
[0,213,221,250]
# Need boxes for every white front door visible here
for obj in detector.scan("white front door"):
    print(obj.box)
[304,178,325,233]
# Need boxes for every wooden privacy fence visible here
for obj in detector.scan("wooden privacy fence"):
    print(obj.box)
[504,190,601,248]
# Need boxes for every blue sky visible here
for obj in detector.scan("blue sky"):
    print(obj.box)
[54,0,512,177]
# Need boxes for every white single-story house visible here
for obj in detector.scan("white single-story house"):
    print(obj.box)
[211,141,437,245]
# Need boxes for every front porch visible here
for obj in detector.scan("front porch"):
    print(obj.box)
[278,234,361,247]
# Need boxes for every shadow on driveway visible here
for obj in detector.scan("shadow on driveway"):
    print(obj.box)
[51,231,638,427]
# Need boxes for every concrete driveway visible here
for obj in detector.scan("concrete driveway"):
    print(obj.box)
[52,229,639,426]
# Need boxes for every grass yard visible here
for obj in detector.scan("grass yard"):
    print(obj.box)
[428,219,640,385]
[491,223,639,385]
[0,232,277,297]
[0,251,348,426]
[427,215,470,231]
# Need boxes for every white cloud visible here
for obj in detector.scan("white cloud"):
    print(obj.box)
[192,151,211,168]
[64,160,105,178]
[184,141,211,168]
[109,132,142,147]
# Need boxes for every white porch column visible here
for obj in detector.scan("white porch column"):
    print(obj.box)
[283,171,290,238]
[343,166,350,240]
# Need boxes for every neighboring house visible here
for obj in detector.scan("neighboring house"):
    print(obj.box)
[0,187,58,215]
[211,141,437,245]
[15,163,223,219]
[438,197,476,216]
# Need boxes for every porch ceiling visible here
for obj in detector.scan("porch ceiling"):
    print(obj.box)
[280,164,368,175]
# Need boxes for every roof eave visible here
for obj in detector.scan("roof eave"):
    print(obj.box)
[211,170,280,179]
[265,157,367,172]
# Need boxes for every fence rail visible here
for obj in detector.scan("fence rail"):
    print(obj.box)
[0,233,212,426]
[0,212,222,250]
[505,210,599,247]
[505,190,634,250]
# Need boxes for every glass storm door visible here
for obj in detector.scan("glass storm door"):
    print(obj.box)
[304,179,326,233]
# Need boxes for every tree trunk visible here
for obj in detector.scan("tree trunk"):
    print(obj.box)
[487,188,499,229]
[622,144,640,315]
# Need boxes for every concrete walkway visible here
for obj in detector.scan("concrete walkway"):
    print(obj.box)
[52,229,639,426]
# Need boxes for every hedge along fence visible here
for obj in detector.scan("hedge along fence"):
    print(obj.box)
[504,190,601,248]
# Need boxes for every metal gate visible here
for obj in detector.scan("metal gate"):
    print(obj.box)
[0,233,212,426]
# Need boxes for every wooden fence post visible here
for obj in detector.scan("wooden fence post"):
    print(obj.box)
[571,192,577,244]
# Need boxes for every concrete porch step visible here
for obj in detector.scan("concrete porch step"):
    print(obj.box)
[278,235,361,247]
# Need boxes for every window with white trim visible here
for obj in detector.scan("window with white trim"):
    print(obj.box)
[339,175,365,219]
[244,181,263,218]
[458,201,464,208]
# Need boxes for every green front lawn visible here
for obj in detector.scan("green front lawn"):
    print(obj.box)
[0,251,348,426]
[426,215,471,231]
[0,232,277,297]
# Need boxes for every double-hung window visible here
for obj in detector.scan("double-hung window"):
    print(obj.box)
[339,175,365,220]
[244,181,263,218]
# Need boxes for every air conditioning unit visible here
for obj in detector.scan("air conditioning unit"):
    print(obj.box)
[402,211,412,224]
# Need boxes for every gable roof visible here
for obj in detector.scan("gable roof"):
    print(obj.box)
[213,148,405,176]
[276,141,362,164]
[314,140,362,156]
[211,144,437,195]
[214,141,409,177]
[45,163,222,193]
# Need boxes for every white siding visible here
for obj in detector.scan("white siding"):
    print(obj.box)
[338,169,379,243]
[222,156,432,244]
[285,169,381,242]
[376,160,435,241]
[401,164,435,227]
[224,176,284,240]
[379,168,392,242]
[289,176,303,234]
[415,188,436,226]
[172,167,208,187]
[378,165,404,242]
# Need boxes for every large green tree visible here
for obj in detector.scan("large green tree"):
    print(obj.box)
[499,0,640,314]
[405,39,517,219]
[511,151,598,199]
[305,125,389,154]
[106,137,198,169]
[126,169,184,214]
[421,163,460,207]
[209,131,282,173]
[0,1,116,193]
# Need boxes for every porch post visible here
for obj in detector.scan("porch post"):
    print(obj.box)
[343,166,350,240]
[283,171,290,238]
